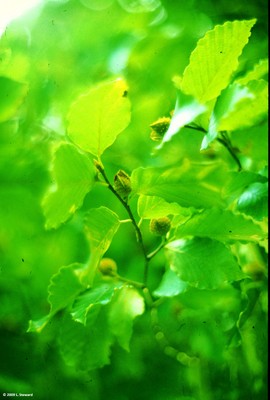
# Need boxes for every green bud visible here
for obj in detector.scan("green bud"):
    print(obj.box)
[114,170,132,201]
[98,258,118,276]
[149,217,171,236]
[150,117,171,142]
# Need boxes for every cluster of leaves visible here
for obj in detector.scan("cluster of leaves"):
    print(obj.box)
[24,17,268,381]
[0,1,268,399]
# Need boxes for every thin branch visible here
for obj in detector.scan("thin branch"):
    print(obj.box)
[147,237,167,261]
[96,161,150,284]
[184,124,207,133]
[217,132,242,171]
[116,274,145,289]
[185,125,242,171]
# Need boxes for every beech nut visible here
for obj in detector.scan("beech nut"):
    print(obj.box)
[98,258,118,276]
[149,217,171,236]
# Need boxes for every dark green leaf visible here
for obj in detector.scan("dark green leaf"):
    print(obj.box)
[71,281,123,325]
[48,263,84,314]
[59,309,113,371]
[237,182,268,220]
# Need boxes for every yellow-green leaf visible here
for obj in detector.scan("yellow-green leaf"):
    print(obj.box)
[42,143,96,229]
[67,78,131,156]
[181,19,256,103]
[175,208,266,243]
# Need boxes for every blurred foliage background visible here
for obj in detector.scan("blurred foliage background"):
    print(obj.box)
[0,0,268,399]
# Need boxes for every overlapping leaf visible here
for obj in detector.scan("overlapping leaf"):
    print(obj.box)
[71,281,123,325]
[153,268,188,298]
[201,83,252,148]
[236,59,268,85]
[237,182,268,221]
[42,143,96,229]
[60,284,144,369]
[84,206,120,252]
[131,165,225,209]
[222,171,267,202]
[83,207,120,284]
[157,90,206,146]
[175,208,266,243]
[166,238,245,289]
[59,310,113,371]
[48,263,84,313]
[28,263,84,332]
[180,19,256,103]
[215,80,268,132]
[67,78,131,156]
[108,286,145,351]
[137,195,185,219]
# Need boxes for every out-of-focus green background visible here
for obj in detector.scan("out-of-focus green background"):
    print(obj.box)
[0,0,268,399]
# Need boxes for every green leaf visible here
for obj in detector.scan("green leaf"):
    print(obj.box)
[153,268,188,298]
[157,91,206,147]
[59,309,113,371]
[181,19,256,103]
[237,182,268,221]
[0,76,28,122]
[108,286,145,351]
[217,80,268,132]
[166,237,245,289]
[131,165,225,209]
[222,171,267,202]
[42,143,96,229]
[84,206,120,251]
[27,315,52,333]
[137,195,185,219]
[67,78,131,156]
[236,59,268,85]
[27,263,84,333]
[201,83,251,149]
[48,263,84,314]
[175,208,266,243]
[83,207,120,284]
[71,281,123,325]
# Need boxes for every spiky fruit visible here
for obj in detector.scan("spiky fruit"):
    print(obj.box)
[98,258,118,276]
[114,170,132,201]
[150,117,171,142]
[149,217,171,236]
